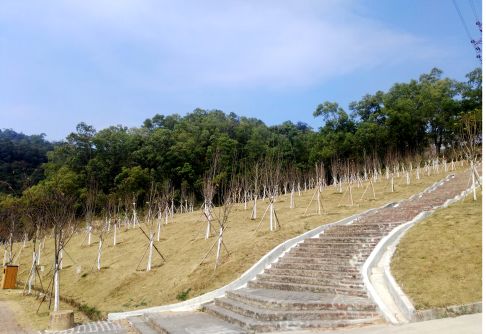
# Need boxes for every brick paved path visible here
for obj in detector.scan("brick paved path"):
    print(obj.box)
[42,321,126,334]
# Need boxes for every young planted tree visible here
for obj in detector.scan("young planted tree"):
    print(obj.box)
[200,177,236,270]
[256,157,282,232]
[145,184,158,272]
[96,199,115,271]
[458,110,482,200]
[304,163,326,215]
[202,154,219,239]
[131,196,140,228]
[42,190,77,312]
[22,192,46,294]
[250,163,260,220]
[83,183,97,246]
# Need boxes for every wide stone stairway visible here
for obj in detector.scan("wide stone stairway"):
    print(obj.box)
[127,171,472,333]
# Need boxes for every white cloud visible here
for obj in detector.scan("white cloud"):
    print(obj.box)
[0,1,437,91]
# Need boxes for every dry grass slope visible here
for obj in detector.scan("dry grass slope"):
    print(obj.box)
[391,193,482,309]
[5,169,459,319]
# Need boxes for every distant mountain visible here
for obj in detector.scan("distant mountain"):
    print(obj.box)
[0,129,54,194]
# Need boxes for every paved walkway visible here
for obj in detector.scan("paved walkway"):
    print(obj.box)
[43,321,127,334]
[0,300,32,334]
[275,313,482,334]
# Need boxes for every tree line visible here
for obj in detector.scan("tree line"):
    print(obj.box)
[0,67,481,231]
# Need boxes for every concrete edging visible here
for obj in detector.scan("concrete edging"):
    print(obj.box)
[415,302,482,321]
[108,202,395,321]
[363,174,481,324]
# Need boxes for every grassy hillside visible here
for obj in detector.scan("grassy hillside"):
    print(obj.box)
[391,193,482,309]
[5,169,459,319]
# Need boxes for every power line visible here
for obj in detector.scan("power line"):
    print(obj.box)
[452,0,482,63]
[468,0,480,23]
[452,0,473,41]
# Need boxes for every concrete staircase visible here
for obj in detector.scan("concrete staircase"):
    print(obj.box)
[127,172,471,333]
[202,220,400,331]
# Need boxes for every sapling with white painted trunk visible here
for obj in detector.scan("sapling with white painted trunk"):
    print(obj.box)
[131,199,139,227]
[42,189,77,312]
[202,153,219,239]
[144,183,160,272]
[256,157,282,232]
[83,183,97,246]
[304,163,325,215]
[96,217,109,271]
[199,174,236,270]
[458,110,482,201]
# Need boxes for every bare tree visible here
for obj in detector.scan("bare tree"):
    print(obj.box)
[42,190,77,312]
[145,184,158,272]
[304,163,326,215]
[202,153,219,239]
[458,111,482,200]
[22,193,46,294]
[200,178,236,269]
[256,157,282,232]
[83,182,97,246]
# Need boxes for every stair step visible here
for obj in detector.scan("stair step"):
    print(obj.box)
[256,273,364,288]
[322,235,385,239]
[214,297,379,321]
[264,268,361,280]
[325,226,387,231]
[226,288,376,312]
[247,280,368,297]
[289,250,371,259]
[272,262,361,272]
[298,242,377,249]
[145,312,246,334]
[127,316,159,334]
[203,303,380,333]
[279,256,365,265]
[345,221,404,226]
[318,236,381,242]
[302,240,376,247]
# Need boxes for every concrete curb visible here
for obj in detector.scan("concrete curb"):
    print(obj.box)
[108,202,396,321]
[363,173,481,324]
[415,302,482,321]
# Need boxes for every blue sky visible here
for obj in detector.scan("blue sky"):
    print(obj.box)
[0,0,482,140]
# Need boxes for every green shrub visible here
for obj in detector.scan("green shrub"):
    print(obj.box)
[79,303,102,320]
[176,288,191,301]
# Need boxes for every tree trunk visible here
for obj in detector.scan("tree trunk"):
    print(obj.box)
[97,238,103,271]
[28,251,36,294]
[156,219,161,242]
[88,226,92,246]
[53,262,60,312]
[36,245,41,265]
[251,196,257,220]
[165,206,169,225]
[471,162,477,201]
[269,201,274,231]
[113,224,117,246]
[215,226,223,267]
[147,234,154,272]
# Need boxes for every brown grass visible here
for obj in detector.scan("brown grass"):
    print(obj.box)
[391,193,482,309]
[0,169,461,330]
